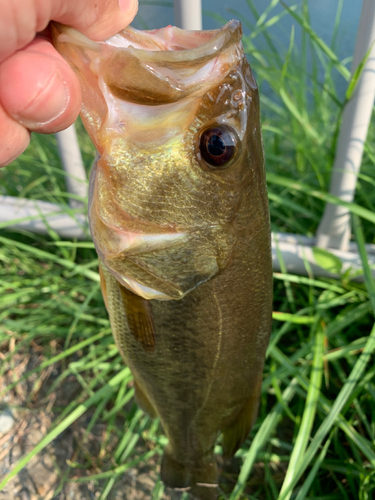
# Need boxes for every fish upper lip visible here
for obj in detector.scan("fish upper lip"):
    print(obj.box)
[53,20,242,62]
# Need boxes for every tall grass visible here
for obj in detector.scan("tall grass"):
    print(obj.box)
[1,0,375,498]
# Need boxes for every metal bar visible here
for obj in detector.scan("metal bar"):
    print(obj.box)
[316,0,375,251]
[0,196,88,240]
[56,124,88,209]
[272,233,375,280]
[1,198,372,280]
[173,0,202,30]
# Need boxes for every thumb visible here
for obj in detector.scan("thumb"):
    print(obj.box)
[54,0,139,41]
[0,0,138,63]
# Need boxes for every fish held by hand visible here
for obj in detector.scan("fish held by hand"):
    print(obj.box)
[53,20,273,499]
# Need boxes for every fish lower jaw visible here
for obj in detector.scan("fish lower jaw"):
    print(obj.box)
[116,273,174,301]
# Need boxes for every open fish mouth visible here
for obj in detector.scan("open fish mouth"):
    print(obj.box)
[52,20,247,125]
[54,20,241,62]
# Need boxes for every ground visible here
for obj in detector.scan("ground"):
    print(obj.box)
[0,340,178,500]
[0,335,290,500]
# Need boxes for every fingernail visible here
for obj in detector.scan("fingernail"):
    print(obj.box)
[15,72,69,129]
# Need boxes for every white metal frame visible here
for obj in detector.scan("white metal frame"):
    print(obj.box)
[0,124,89,238]
[1,0,374,278]
[316,0,375,251]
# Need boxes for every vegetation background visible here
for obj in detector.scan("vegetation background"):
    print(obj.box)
[1,0,375,499]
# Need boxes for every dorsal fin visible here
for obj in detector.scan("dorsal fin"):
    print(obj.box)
[222,375,262,458]
[119,284,156,353]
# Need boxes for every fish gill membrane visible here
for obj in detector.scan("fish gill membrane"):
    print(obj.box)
[52,20,273,500]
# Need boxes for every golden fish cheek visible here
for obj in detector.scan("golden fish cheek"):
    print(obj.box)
[90,201,235,300]
[103,240,221,301]
[94,149,243,229]
[90,170,234,299]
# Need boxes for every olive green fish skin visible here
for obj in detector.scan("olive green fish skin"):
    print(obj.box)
[102,212,271,451]
[53,20,272,498]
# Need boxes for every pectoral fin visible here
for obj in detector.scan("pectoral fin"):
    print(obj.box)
[119,284,156,353]
[98,263,109,311]
[222,377,262,458]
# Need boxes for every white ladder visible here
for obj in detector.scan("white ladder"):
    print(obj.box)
[1,0,374,279]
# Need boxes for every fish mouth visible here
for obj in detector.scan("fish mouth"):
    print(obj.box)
[53,20,244,108]
[53,20,242,61]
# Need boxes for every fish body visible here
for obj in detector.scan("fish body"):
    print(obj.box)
[53,21,272,499]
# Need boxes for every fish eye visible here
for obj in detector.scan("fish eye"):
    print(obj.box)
[199,125,238,169]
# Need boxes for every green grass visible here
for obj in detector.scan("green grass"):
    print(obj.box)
[1,0,375,498]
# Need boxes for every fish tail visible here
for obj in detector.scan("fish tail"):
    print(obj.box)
[161,448,218,500]
[190,477,219,500]
[160,448,190,489]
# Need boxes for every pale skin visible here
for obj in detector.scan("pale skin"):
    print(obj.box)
[0,0,138,167]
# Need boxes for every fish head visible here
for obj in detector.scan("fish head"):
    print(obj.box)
[53,21,267,300]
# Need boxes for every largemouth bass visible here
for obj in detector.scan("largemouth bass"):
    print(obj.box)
[53,20,272,499]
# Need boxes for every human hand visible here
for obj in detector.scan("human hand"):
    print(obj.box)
[0,0,138,166]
